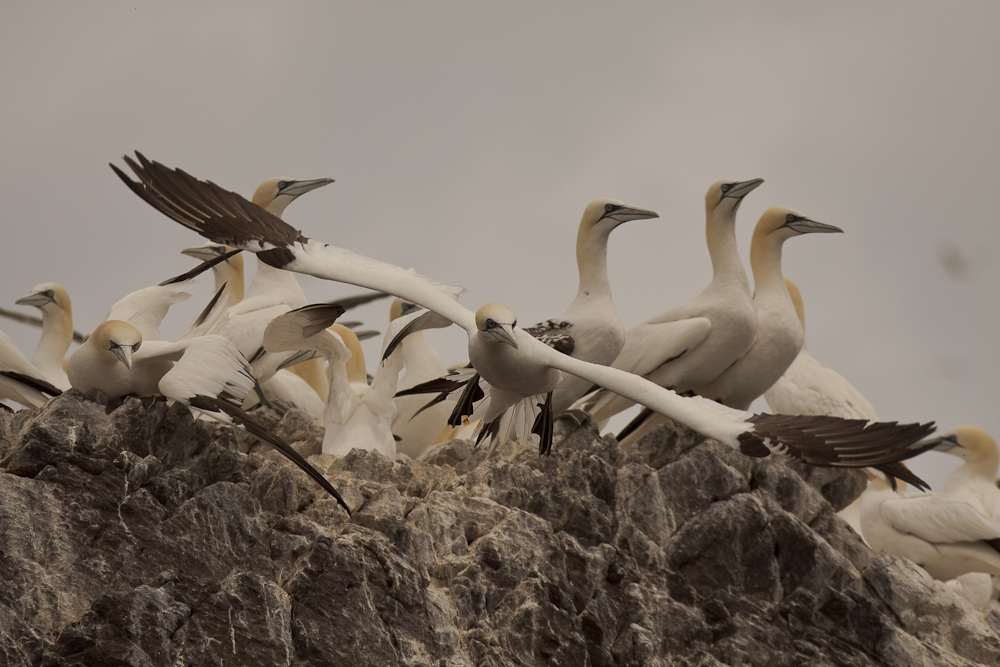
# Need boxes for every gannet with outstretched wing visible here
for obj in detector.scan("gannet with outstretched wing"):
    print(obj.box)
[66,318,348,512]
[860,471,1000,581]
[265,305,403,458]
[15,282,74,390]
[0,330,62,408]
[112,152,939,473]
[583,179,762,425]
[936,426,1000,521]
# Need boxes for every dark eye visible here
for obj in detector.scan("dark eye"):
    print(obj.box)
[721,183,731,193]
[277,180,290,190]
[512,321,516,327]
[132,342,141,352]
[43,289,55,298]
[604,203,615,213]
[786,214,796,223]
[109,341,119,351]
[486,319,495,328]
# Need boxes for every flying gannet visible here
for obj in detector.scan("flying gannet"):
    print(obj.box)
[390,197,659,451]
[0,329,62,408]
[112,152,940,473]
[582,179,762,427]
[66,318,348,512]
[15,282,74,390]
[859,471,1000,581]
[265,305,403,458]
[935,426,1000,521]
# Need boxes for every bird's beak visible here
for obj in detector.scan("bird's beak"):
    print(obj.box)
[281,178,335,198]
[488,324,518,349]
[928,434,962,454]
[724,178,765,200]
[112,345,133,370]
[783,217,843,235]
[15,291,52,307]
[277,349,318,371]
[181,245,225,261]
[606,206,659,223]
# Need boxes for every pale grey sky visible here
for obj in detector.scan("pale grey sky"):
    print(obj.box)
[2,3,998,488]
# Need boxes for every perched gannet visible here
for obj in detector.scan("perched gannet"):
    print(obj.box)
[859,471,1000,581]
[265,305,403,458]
[693,207,843,409]
[524,198,658,413]
[935,426,1000,521]
[67,319,348,511]
[583,179,762,426]
[388,299,455,458]
[181,243,245,306]
[113,152,939,472]
[15,282,74,390]
[0,330,62,408]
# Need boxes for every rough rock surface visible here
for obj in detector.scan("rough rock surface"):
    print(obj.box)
[1,390,998,666]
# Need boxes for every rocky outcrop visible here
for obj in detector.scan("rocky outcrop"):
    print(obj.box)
[0,390,998,666]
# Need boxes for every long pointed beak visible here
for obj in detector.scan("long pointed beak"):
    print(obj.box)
[15,292,52,307]
[928,434,962,454]
[724,178,765,200]
[282,178,335,198]
[607,205,659,223]
[112,345,133,370]
[489,324,518,349]
[181,244,228,261]
[784,217,844,235]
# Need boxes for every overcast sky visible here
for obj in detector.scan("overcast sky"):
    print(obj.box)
[2,3,997,489]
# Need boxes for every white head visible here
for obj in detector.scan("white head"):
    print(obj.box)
[934,425,999,469]
[16,282,72,315]
[705,178,765,217]
[251,177,335,217]
[91,320,142,370]
[475,303,518,349]
[580,198,659,232]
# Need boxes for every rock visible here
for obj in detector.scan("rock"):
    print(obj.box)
[0,392,997,666]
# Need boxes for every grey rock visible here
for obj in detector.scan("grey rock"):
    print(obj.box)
[0,394,997,666]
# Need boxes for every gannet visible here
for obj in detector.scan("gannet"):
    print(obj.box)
[0,329,62,408]
[181,243,245,306]
[583,179,762,426]
[524,198,659,414]
[693,207,843,410]
[935,426,1000,521]
[113,152,939,471]
[67,319,348,512]
[15,282,74,390]
[859,471,1000,581]
[388,299,456,458]
[264,305,403,458]
[390,197,659,451]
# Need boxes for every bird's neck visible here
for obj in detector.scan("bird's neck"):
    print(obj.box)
[749,234,787,297]
[215,259,245,306]
[574,228,614,300]
[705,209,750,287]
[33,305,73,370]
